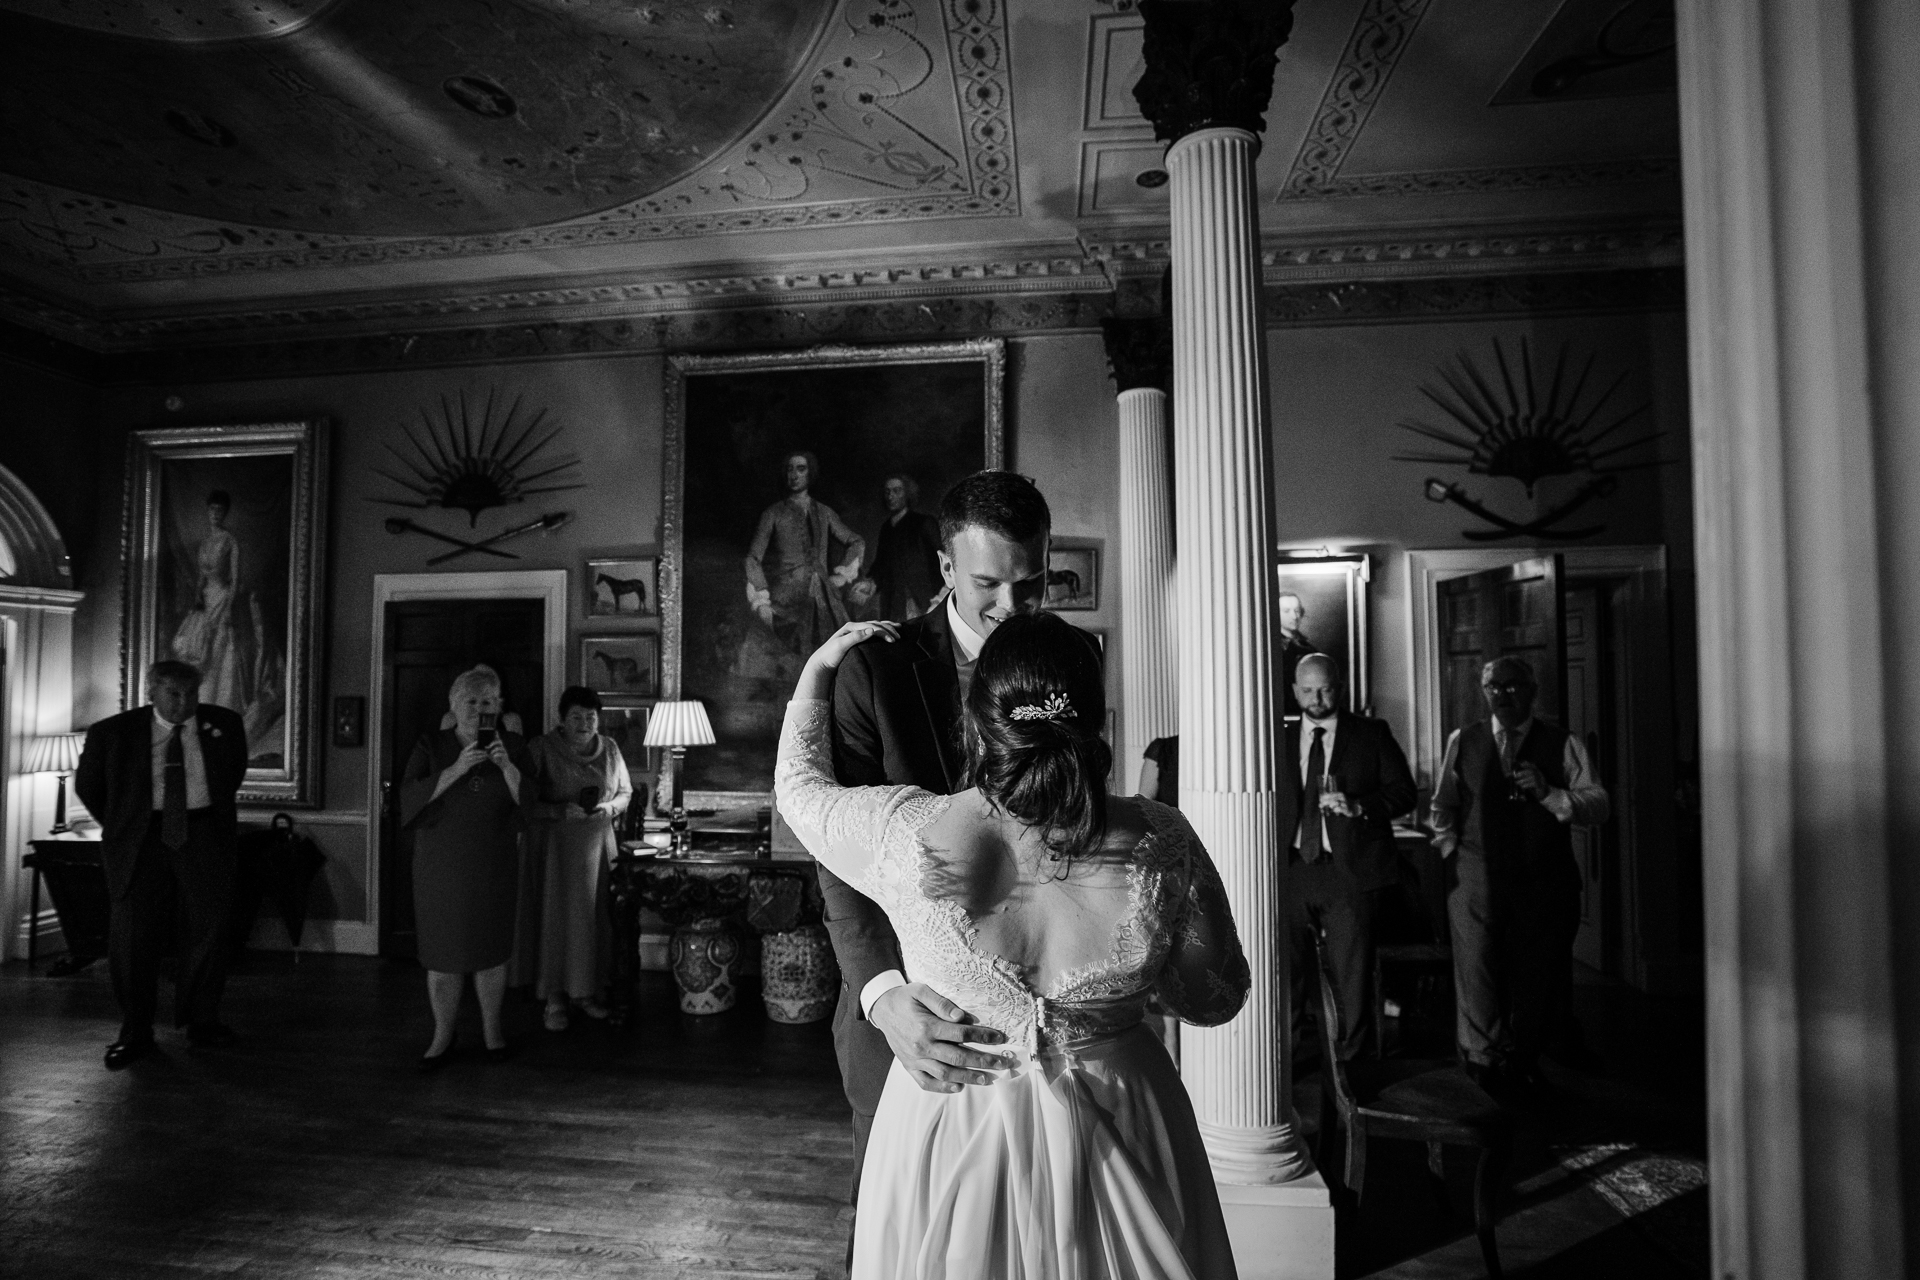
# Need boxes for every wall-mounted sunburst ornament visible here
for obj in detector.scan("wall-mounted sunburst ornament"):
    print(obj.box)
[1393,337,1664,541]
[374,389,585,526]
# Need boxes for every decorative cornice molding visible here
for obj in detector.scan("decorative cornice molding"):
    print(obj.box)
[1281,0,1433,198]
[1261,268,1684,327]
[1134,0,1296,143]
[1088,221,1684,281]
[0,268,1681,384]
[0,221,1684,360]
[1293,157,1683,201]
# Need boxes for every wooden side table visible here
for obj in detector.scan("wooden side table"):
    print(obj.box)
[23,835,110,975]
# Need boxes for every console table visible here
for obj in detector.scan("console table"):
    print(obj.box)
[607,845,827,1022]
[23,835,109,975]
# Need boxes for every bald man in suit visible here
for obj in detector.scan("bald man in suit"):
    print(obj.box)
[75,659,249,1069]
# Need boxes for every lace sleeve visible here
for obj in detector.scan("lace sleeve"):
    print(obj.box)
[1151,807,1250,1027]
[775,698,922,909]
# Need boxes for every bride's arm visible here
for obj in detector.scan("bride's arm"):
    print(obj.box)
[776,621,909,889]
[1154,816,1251,1027]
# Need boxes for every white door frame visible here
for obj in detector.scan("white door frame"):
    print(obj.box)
[1405,545,1668,786]
[365,570,567,947]
[1406,545,1682,992]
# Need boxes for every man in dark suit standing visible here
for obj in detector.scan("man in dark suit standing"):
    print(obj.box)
[75,659,249,1069]
[819,471,1051,1248]
[1284,653,1417,1062]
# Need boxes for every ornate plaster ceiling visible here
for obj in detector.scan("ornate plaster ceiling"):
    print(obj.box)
[0,0,1682,355]
[0,0,1015,276]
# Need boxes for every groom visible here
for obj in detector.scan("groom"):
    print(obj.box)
[820,470,1052,1230]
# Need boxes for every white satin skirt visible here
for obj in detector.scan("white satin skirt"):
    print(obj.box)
[852,1023,1237,1280]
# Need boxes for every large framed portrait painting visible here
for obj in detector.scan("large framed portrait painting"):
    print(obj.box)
[1275,554,1371,719]
[663,340,1005,800]
[121,422,329,806]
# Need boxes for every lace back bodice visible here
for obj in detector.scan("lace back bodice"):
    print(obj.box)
[775,700,1249,1060]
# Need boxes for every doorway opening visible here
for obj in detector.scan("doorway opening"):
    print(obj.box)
[366,571,565,961]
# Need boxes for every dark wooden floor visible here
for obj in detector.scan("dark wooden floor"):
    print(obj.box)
[1,952,854,1279]
[1,952,1706,1279]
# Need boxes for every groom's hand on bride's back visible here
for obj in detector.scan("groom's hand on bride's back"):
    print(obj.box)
[870,983,1008,1093]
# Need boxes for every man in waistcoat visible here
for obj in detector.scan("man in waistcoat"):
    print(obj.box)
[1429,655,1609,1093]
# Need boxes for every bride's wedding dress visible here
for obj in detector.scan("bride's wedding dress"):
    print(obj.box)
[776,698,1248,1279]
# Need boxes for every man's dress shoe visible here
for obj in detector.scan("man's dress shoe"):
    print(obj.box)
[186,1023,239,1048]
[104,1038,154,1070]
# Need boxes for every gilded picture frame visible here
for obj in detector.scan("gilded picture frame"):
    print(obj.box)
[120,421,330,807]
[662,339,1006,800]
[1275,554,1371,719]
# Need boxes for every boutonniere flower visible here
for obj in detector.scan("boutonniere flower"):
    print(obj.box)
[207,725,222,737]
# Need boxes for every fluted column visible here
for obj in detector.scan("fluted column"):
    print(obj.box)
[1103,318,1176,796]
[1137,0,1307,1194]
[1165,123,1302,1185]
[1677,1,1920,1274]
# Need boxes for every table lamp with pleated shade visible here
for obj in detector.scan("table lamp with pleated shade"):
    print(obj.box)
[643,701,715,854]
[25,731,87,834]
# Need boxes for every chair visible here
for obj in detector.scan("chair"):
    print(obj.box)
[1316,942,1514,1279]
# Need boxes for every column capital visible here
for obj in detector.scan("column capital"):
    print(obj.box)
[1101,317,1173,395]
[1133,0,1296,145]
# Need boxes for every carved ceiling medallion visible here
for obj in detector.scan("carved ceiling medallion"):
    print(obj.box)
[0,0,1019,282]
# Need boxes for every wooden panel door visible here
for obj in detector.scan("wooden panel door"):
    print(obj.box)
[1436,555,1566,752]
[379,598,545,960]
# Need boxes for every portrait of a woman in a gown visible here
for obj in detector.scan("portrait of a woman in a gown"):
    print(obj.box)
[171,491,248,713]
[163,479,290,767]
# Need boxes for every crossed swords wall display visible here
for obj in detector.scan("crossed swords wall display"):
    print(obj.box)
[385,511,573,564]
[373,388,585,563]
[1393,336,1667,542]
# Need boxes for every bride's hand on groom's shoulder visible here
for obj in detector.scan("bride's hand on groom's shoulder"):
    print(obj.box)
[812,620,900,670]
[870,982,1008,1094]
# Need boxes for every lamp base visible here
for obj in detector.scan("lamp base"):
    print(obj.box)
[49,773,71,836]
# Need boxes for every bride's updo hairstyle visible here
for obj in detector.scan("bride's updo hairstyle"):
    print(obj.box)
[963,612,1112,863]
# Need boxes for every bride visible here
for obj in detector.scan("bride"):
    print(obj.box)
[776,611,1248,1279]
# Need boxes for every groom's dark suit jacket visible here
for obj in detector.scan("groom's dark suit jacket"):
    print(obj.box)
[74,703,250,900]
[823,606,966,1117]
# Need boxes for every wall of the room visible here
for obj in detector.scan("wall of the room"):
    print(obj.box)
[0,305,1694,975]
[7,337,1121,933]
[1265,310,1697,775]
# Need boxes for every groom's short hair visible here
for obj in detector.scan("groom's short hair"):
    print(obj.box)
[939,470,1051,550]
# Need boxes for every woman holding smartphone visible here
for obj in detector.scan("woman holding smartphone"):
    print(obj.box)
[524,686,632,1031]
[400,664,532,1069]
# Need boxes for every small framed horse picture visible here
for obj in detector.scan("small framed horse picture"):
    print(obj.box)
[581,634,660,698]
[1046,545,1099,611]
[586,557,658,618]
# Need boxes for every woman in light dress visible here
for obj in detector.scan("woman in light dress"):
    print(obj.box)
[524,686,632,1031]
[776,612,1248,1280]
[172,490,247,716]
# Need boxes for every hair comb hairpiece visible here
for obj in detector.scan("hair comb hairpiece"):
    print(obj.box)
[1010,691,1073,722]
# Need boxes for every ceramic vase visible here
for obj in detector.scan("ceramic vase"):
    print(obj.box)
[669,917,739,1014]
[760,924,838,1024]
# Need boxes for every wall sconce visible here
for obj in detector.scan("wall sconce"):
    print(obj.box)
[24,732,86,835]
[643,701,715,856]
